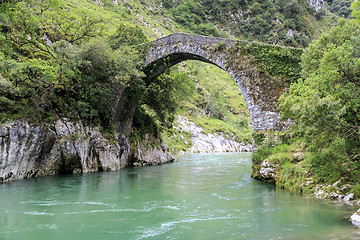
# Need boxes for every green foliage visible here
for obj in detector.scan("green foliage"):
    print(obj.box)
[204,96,225,121]
[169,0,332,47]
[329,0,353,18]
[351,185,360,198]
[130,106,160,138]
[0,74,20,119]
[7,0,103,59]
[308,138,351,182]
[162,128,193,153]
[284,0,303,18]
[109,23,148,49]
[280,19,360,141]
[277,18,360,190]
[162,0,173,9]
[276,161,311,193]
[0,1,146,126]
[352,0,360,24]
[171,0,224,37]
[65,38,144,126]
[252,133,297,165]
[0,55,58,121]
[144,70,195,124]
[172,0,204,27]
[237,43,303,84]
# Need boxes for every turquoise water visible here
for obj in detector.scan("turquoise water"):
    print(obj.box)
[0,152,359,240]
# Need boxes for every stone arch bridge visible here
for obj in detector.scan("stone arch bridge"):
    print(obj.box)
[142,33,302,132]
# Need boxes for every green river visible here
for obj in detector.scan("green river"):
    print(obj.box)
[0,152,359,239]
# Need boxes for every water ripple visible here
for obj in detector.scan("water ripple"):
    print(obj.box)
[24,211,55,216]
[136,216,244,239]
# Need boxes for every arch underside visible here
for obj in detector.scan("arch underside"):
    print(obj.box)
[144,52,220,80]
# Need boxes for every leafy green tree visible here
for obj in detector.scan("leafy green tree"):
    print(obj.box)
[109,23,148,49]
[0,2,145,125]
[65,38,144,126]
[0,53,59,120]
[8,0,103,59]
[284,0,302,18]
[162,0,173,9]
[0,74,20,117]
[330,0,353,18]
[279,19,360,182]
[352,0,360,24]
[144,70,195,124]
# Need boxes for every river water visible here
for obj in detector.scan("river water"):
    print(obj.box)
[0,152,359,240]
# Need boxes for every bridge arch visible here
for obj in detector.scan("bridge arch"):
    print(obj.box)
[143,33,301,132]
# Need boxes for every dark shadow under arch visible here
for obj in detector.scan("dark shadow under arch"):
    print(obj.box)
[144,52,221,81]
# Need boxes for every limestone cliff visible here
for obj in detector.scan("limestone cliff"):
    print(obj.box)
[0,119,174,182]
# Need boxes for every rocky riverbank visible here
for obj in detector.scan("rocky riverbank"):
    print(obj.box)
[0,119,174,182]
[253,158,359,204]
[252,157,360,228]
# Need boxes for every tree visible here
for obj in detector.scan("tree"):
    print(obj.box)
[352,0,360,24]
[65,38,145,126]
[144,70,195,123]
[109,23,147,49]
[9,0,103,59]
[330,0,353,18]
[279,19,360,181]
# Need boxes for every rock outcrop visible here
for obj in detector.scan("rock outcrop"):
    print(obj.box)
[0,119,174,182]
[351,209,360,228]
[309,0,325,12]
[132,133,175,167]
[175,116,252,153]
[252,159,278,184]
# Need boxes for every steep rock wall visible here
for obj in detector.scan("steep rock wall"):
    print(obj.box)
[0,119,174,182]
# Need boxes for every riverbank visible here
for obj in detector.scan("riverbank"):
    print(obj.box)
[250,132,360,228]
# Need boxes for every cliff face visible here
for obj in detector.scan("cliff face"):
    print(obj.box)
[0,119,174,183]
